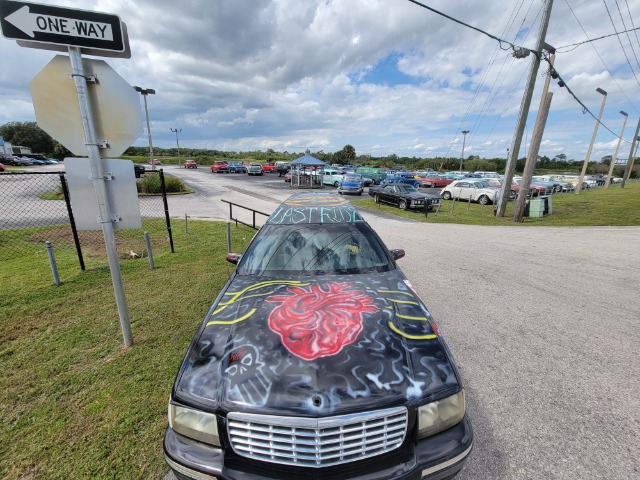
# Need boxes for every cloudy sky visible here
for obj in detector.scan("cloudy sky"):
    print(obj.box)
[1,0,640,162]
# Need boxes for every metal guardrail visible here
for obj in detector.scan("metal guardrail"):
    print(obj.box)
[221,199,270,229]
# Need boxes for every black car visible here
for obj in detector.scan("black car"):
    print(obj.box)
[164,192,472,480]
[276,163,291,176]
[369,184,442,211]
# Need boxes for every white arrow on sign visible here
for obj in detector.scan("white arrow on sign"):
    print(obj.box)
[5,5,113,40]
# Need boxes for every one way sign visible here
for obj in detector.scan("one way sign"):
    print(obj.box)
[0,0,124,52]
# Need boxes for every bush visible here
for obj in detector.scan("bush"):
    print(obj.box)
[136,174,186,194]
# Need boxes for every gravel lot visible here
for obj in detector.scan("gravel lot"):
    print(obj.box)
[37,163,640,479]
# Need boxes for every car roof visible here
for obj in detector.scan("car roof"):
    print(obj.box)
[267,193,365,225]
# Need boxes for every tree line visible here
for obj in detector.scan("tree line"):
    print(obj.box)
[1,121,634,177]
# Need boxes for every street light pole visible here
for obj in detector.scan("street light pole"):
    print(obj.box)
[576,87,607,193]
[134,86,156,170]
[171,128,182,168]
[460,130,470,173]
[605,111,628,188]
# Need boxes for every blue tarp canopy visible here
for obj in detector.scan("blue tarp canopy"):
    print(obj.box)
[289,150,327,167]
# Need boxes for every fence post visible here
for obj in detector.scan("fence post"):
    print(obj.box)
[159,169,175,253]
[59,173,85,271]
[226,222,232,253]
[45,241,61,286]
[144,232,155,270]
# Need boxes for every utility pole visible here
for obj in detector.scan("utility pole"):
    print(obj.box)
[576,88,607,194]
[513,50,555,222]
[496,0,554,217]
[514,92,553,222]
[605,111,628,188]
[460,130,470,172]
[171,128,182,167]
[621,118,640,188]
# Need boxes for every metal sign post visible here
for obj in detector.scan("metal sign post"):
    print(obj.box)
[68,46,132,347]
[0,0,140,347]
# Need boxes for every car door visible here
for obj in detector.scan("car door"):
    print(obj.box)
[454,181,473,200]
[379,185,397,204]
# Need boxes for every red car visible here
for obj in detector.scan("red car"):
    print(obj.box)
[261,162,277,173]
[417,174,454,188]
[183,160,198,169]
[210,161,229,173]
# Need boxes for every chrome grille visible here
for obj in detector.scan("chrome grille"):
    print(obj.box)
[227,407,407,468]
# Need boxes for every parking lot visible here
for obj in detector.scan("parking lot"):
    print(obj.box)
[31,163,640,479]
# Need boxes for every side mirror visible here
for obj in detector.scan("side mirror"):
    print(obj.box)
[389,249,405,261]
[226,253,242,265]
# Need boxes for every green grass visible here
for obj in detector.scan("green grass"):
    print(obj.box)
[0,221,255,480]
[351,181,640,226]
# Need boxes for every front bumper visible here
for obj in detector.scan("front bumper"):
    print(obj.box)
[164,415,472,480]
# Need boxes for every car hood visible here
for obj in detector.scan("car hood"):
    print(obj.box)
[340,180,362,187]
[174,272,459,416]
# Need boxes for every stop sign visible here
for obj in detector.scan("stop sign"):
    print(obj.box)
[30,54,142,157]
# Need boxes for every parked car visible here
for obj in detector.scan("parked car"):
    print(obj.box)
[164,192,472,480]
[149,158,161,165]
[418,174,455,188]
[211,161,230,173]
[369,183,442,211]
[323,169,345,187]
[13,156,33,166]
[283,171,292,182]
[381,175,422,188]
[261,162,277,173]
[337,173,364,195]
[183,160,198,169]
[246,163,263,176]
[0,162,4,172]
[275,163,289,176]
[440,179,500,205]
[228,161,246,173]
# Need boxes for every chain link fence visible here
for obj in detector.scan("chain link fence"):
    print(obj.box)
[0,170,174,270]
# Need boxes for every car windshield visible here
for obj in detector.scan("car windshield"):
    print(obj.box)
[343,175,361,182]
[237,223,393,275]
[396,185,416,193]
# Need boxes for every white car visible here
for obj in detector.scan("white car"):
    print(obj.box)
[322,169,345,187]
[246,163,263,176]
[440,179,500,205]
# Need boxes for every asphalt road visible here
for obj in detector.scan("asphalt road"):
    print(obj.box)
[29,164,640,479]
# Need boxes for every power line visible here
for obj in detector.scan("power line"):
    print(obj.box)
[563,0,638,113]
[623,0,640,53]
[555,26,640,52]
[614,0,640,70]
[602,0,640,87]
[546,55,631,143]
[406,0,539,59]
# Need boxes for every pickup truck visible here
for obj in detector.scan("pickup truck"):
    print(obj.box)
[261,163,277,173]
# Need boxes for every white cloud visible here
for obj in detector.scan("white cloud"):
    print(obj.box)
[1,0,639,160]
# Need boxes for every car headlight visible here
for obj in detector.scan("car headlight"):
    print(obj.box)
[168,402,220,446]
[417,390,465,439]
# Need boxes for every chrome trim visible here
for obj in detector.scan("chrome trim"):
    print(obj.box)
[421,444,473,478]
[227,407,408,468]
[165,455,220,480]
